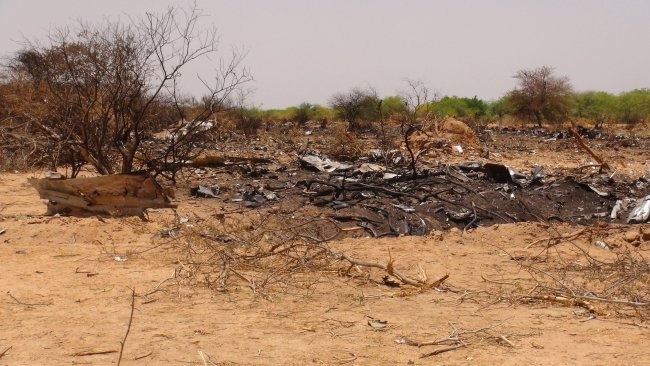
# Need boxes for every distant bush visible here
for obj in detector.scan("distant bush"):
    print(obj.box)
[329,87,381,132]
[288,102,334,126]
[571,91,617,128]
[616,89,650,127]
[234,108,263,136]
[380,96,407,117]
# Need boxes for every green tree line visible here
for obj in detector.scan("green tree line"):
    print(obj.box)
[264,88,650,129]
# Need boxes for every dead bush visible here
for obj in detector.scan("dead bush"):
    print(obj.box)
[322,124,366,161]
[479,226,650,320]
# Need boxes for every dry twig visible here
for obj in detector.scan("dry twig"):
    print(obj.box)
[6,291,52,307]
[0,346,12,360]
[69,349,118,357]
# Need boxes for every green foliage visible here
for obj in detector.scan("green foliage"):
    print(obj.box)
[265,108,294,122]
[431,96,488,121]
[292,102,313,125]
[287,102,335,125]
[570,89,650,127]
[616,89,650,126]
[572,91,617,127]
[485,97,512,121]
[380,95,407,116]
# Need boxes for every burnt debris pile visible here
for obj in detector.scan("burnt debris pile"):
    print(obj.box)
[190,151,650,237]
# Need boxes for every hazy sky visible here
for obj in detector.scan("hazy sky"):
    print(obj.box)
[1,0,649,108]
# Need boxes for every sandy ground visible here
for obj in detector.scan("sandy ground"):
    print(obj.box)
[1,168,649,365]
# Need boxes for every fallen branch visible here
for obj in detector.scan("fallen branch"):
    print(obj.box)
[570,120,610,172]
[526,228,588,248]
[332,247,447,288]
[521,295,598,314]
[575,295,649,308]
[420,344,465,358]
[117,288,136,366]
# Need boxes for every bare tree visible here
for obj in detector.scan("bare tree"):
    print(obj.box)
[507,66,573,128]
[398,79,437,178]
[3,3,252,177]
[400,79,436,126]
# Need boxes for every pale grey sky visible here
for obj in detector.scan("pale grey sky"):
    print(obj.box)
[1,0,649,108]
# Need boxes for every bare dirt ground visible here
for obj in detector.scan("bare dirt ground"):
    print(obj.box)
[1,125,650,365]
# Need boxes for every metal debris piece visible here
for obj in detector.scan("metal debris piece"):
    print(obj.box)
[300,155,353,172]
[627,195,650,223]
[43,171,65,179]
[530,165,545,184]
[0,228,6,235]
[264,191,278,201]
[457,162,483,172]
[446,208,473,221]
[595,240,610,250]
[368,320,388,330]
[356,163,386,174]
[578,183,610,198]
[190,186,219,198]
[328,201,350,210]
[610,200,623,219]
[393,204,416,213]
[483,163,513,183]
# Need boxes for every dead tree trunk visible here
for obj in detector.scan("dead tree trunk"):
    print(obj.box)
[29,172,177,217]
